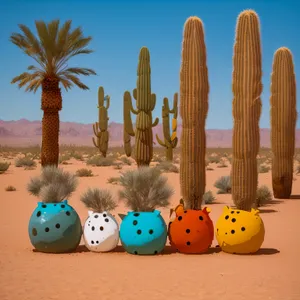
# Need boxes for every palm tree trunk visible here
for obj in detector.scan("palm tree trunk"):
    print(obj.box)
[41,78,62,167]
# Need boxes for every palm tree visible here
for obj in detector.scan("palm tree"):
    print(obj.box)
[10,20,96,166]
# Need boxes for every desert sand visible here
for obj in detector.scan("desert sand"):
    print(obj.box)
[0,153,300,300]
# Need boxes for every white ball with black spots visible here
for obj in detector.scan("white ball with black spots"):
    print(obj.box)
[83,211,119,252]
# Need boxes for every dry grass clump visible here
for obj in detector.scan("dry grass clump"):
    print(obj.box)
[214,176,231,194]
[107,176,120,185]
[15,156,37,168]
[59,154,72,164]
[217,159,228,168]
[0,162,10,174]
[27,166,78,203]
[5,185,16,191]
[255,185,272,207]
[202,190,216,204]
[258,164,271,173]
[206,166,214,171]
[80,188,117,213]
[155,161,179,173]
[86,155,116,167]
[208,155,221,164]
[118,156,132,165]
[118,167,174,212]
[76,168,94,177]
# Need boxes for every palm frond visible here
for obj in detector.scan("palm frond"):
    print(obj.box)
[60,74,89,90]
[59,67,96,76]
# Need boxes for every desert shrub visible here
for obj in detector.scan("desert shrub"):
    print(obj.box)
[113,163,123,170]
[0,162,10,174]
[71,152,83,160]
[119,167,174,212]
[59,154,71,164]
[255,185,272,207]
[152,155,164,163]
[27,166,78,203]
[214,176,231,194]
[208,155,221,164]
[76,168,93,177]
[107,176,120,185]
[258,165,270,173]
[80,188,117,213]
[206,166,214,171]
[217,159,228,168]
[295,164,300,175]
[155,161,179,173]
[86,155,115,167]
[15,156,37,168]
[5,185,16,191]
[119,156,132,166]
[203,190,216,204]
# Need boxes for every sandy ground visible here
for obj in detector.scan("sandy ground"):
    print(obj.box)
[0,158,300,300]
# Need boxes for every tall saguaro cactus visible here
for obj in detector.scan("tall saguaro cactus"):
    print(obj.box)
[156,93,178,161]
[270,47,297,198]
[232,10,262,211]
[123,47,159,166]
[93,86,110,157]
[180,17,209,210]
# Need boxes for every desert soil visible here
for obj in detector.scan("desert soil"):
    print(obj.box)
[0,158,299,300]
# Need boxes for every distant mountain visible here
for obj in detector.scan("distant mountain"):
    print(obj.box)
[0,119,299,147]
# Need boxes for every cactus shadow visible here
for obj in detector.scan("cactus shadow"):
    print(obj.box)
[290,195,300,200]
[258,208,278,214]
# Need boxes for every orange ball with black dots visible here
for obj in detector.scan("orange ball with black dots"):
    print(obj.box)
[168,203,214,254]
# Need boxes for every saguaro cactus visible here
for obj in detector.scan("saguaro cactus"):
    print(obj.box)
[93,86,110,157]
[156,93,178,161]
[180,17,209,210]
[123,47,159,166]
[270,47,297,198]
[231,10,262,211]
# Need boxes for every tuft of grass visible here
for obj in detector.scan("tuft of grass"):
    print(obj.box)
[27,166,78,203]
[119,166,174,212]
[214,176,231,194]
[208,155,221,164]
[203,190,216,204]
[155,161,179,173]
[71,152,83,161]
[80,188,117,213]
[15,156,36,168]
[255,185,272,207]
[113,163,123,170]
[76,168,94,177]
[217,159,228,168]
[5,185,16,191]
[107,176,120,185]
[86,155,115,167]
[152,155,164,163]
[0,162,10,174]
[258,165,271,173]
[118,156,132,165]
[59,154,72,164]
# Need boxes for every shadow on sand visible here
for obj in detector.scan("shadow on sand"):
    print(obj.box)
[258,208,278,214]
[233,248,280,256]
[289,195,300,200]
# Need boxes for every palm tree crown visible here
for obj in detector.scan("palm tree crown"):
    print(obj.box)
[10,19,96,92]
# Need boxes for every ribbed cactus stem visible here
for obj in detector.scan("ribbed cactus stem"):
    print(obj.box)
[123,47,159,166]
[180,17,209,210]
[270,47,297,198]
[232,10,262,211]
[156,93,178,161]
[92,86,110,157]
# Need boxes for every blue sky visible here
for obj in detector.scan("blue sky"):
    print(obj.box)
[0,0,299,129]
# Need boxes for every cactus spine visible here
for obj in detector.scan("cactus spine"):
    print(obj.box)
[92,86,110,157]
[231,10,262,211]
[156,93,178,161]
[270,47,297,198]
[180,17,209,210]
[123,47,159,166]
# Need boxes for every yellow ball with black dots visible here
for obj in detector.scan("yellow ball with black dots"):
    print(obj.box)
[216,206,265,254]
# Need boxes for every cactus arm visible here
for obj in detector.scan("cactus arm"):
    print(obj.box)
[98,87,105,106]
[171,93,178,118]
[133,88,137,100]
[171,136,178,148]
[156,134,166,147]
[152,117,159,127]
[93,122,101,137]
[105,95,110,109]
[92,137,99,148]
[150,93,156,111]
[123,91,135,136]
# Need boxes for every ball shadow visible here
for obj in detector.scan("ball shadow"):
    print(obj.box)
[231,248,280,256]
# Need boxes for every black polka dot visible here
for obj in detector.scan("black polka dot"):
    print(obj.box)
[137,229,142,235]
[54,204,57,206]
[42,204,47,208]
[199,216,203,221]
[55,223,60,229]
[61,204,65,208]
[154,251,158,254]
[241,227,245,231]
[184,211,187,213]
[94,215,98,218]
[103,214,107,217]
[92,226,95,231]
[66,211,70,216]
[237,211,240,214]
[134,213,140,217]
[186,229,190,233]
[91,240,94,244]
[149,229,153,234]
[105,218,109,222]
[217,228,219,232]
[88,224,90,226]
[186,241,191,246]
[231,211,234,214]
[225,215,229,220]
[100,226,104,231]
[133,220,138,225]
[96,241,99,244]
[36,211,41,217]
[231,230,235,234]
[225,232,227,235]
[134,251,138,255]
[45,227,49,232]
[178,216,182,221]
[32,228,37,236]
[232,218,236,223]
